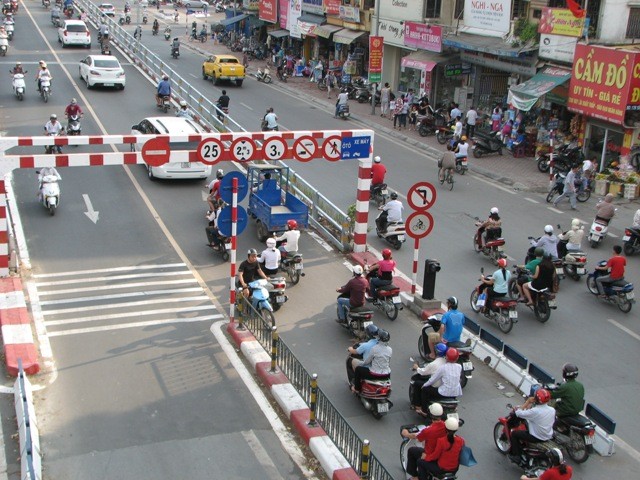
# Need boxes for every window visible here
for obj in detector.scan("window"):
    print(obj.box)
[512,0,528,19]
[627,7,640,39]
[425,0,442,19]
[532,9,542,19]
[454,0,464,19]
[548,0,564,7]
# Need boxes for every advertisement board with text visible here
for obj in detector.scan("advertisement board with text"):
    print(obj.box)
[464,0,511,34]
[538,8,585,38]
[404,22,441,53]
[259,0,278,23]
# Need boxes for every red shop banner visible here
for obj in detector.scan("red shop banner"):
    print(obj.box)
[568,44,640,125]
[324,0,340,16]
[368,36,383,83]
[259,0,278,23]
[279,0,288,29]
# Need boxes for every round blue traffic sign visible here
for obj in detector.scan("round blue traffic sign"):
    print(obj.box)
[217,205,248,237]
[219,171,249,204]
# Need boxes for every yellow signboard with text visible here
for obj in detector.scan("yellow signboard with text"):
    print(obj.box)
[538,8,585,38]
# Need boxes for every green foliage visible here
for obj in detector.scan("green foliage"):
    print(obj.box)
[512,18,539,46]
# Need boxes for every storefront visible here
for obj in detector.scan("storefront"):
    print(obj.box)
[313,24,342,61]
[333,29,368,78]
[398,50,460,105]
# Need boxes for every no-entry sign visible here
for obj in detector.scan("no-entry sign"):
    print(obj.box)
[141,137,170,166]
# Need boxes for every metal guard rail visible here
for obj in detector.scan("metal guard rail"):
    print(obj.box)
[77,0,353,251]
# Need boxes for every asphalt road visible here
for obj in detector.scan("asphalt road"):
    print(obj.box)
[3,3,639,479]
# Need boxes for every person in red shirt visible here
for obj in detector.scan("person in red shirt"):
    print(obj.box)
[595,244,626,296]
[521,448,572,480]
[64,98,83,118]
[418,417,464,479]
[401,403,447,480]
[371,155,387,186]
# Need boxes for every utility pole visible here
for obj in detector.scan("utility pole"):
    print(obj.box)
[371,0,381,115]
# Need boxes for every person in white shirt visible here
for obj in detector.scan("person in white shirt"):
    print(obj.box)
[35,61,52,92]
[420,348,463,411]
[558,218,584,256]
[37,166,61,202]
[205,199,225,250]
[44,114,64,135]
[276,219,300,254]
[376,192,404,233]
[453,116,463,140]
[509,388,555,465]
[449,103,461,122]
[465,106,478,138]
[633,208,640,228]
[259,237,281,276]
[263,107,278,131]
[455,137,469,159]
[410,342,447,411]
[335,88,349,117]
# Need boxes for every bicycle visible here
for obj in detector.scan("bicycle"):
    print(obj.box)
[317,77,327,91]
[439,167,454,191]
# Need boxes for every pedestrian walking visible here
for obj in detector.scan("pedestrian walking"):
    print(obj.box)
[465,106,478,138]
[393,95,404,129]
[399,96,409,130]
[203,2,208,14]
[553,164,580,210]
[380,82,391,118]
[326,70,336,98]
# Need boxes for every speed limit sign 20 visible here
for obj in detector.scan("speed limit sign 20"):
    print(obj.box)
[197,138,225,165]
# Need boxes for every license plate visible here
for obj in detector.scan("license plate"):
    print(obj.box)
[548,299,557,307]
[181,162,191,168]
[577,268,586,274]
[585,435,595,445]
[627,292,635,299]
[224,243,232,250]
[462,161,468,166]
[556,268,564,275]
[447,412,459,421]
[381,189,388,195]
[295,264,303,270]
[622,235,630,241]
[276,295,286,303]
[397,235,405,241]
[472,145,477,149]
[497,245,504,251]
[392,296,401,304]
[103,83,114,86]
[377,402,389,413]
[463,361,473,371]
[363,320,372,328]
[509,310,518,318]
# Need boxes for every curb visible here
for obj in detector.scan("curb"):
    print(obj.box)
[0,278,39,376]
[226,323,360,480]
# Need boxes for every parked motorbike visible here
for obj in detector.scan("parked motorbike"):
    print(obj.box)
[337,293,375,340]
[472,132,503,157]
[66,113,81,138]
[37,170,61,216]
[11,71,26,100]
[369,183,388,207]
[473,221,506,265]
[347,350,392,419]
[469,268,519,333]
[455,156,468,174]
[586,260,634,312]
[417,109,446,137]
[158,95,171,113]
[623,226,640,256]
[507,266,556,323]
[545,172,590,203]
[436,126,455,145]
[587,208,616,248]
[375,210,406,250]
[39,74,52,103]
[536,145,580,173]
[337,103,350,120]
[255,67,272,84]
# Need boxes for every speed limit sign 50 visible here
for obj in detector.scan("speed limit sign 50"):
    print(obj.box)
[197,138,225,165]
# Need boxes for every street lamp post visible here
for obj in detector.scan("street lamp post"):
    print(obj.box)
[371,0,380,115]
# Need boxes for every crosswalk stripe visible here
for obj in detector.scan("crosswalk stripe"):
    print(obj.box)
[47,315,224,337]
[38,287,203,306]
[38,278,198,296]
[42,295,210,315]
[35,270,192,287]
[32,263,187,278]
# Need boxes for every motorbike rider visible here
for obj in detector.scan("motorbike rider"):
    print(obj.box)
[44,114,64,136]
[595,193,616,224]
[376,191,403,233]
[98,20,109,41]
[37,166,62,202]
[207,169,224,211]
[523,252,556,306]
[429,297,464,358]
[520,448,573,480]
[438,144,456,183]
[370,156,387,190]
[475,207,501,249]
[276,219,300,256]
[10,61,24,75]
[420,348,463,410]
[237,249,269,298]
[411,343,448,412]
[336,265,368,324]
[595,244,626,297]
[35,61,52,93]
[452,116,463,141]
[515,247,544,301]
[367,248,396,301]
[205,198,226,250]
[216,89,230,121]
[418,417,464,480]
[335,88,349,118]
[557,219,584,258]
[175,100,191,118]
[263,107,278,131]
[133,24,142,41]
[164,25,171,37]
[64,98,82,118]
[633,208,640,228]
[524,364,585,420]
[156,75,171,106]
[479,258,511,313]
[346,324,379,384]
[401,403,447,480]
[509,388,555,467]
[152,18,159,35]
[529,225,559,261]
[171,36,180,55]
[454,136,469,159]
[351,329,391,393]
[258,238,281,276]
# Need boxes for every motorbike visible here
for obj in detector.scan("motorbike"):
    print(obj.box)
[472,132,503,158]
[417,314,474,388]
[469,268,519,333]
[375,210,406,250]
[417,109,446,137]
[369,183,388,207]
[536,145,580,173]
[337,103,350,120]
[587,208,616,248]
[44,131,64,154]
[623,226,640,256]
[101,41,111,55]
[276,67,287,82]
[347,351,392,419]
[545,172,591,204]
[209,235,231,262]
[37,171,61,216]
[556,225,588,281]
[255,67,272,84]
[337,293,375,340]
[455,156,468,175]
[215,3,225,13]
[473,221,506,265]
[265,275,287,312]
[507,266,556,323]
[152,25,158,36]
[43,0,50,8]
[5,21,14,40]
[400,424,459,479]
[142,14,148,24]
[0,36,7,56]
[586,260,634,312]
[171,45,179,58]
[11,71,25,100]
[39,74,52,103]
[66,114,81,138]
[364,267,402,320]
[164,29,171,40]
[278,247,304,285]
[190,29,207,42]
[158,95,171,113]
[436,126,455,145]
[236,279,275,324]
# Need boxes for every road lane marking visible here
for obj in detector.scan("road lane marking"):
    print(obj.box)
[240,102,253,111]
[548,207,563,214]
[33,263,187,278]
[35,270,192,287]
[612,435,640,462]
[608,318,640,342]
[37,279,198,296]
[43,295,209,315]
[241,430,283,480]
[607,232,618,238]
[44,305,218,326]
[189,73,198,79]
[308,231,333,251]
[524,197,539,203]
[38,287,203,306]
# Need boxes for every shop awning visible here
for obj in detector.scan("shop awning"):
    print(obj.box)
[268,29,290,38]
[401,51,438,71]
[443,32,538,58]
[313,24,342,39]
[508,66,572,111]
[220,14,249,26]
[297,13,325,24]
[333,28,367,45]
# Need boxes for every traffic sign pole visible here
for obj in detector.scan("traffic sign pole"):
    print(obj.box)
[229,177,238,325]
[412,238,419,295]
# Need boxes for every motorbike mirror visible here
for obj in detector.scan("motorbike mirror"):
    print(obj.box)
[480,267,484,274]
[35,170,40,174]
[131,124,140,130]
[557,224,561,229]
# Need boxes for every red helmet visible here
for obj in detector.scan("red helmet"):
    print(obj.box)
[497,258,507,268]
[382,248,392,260]
[535,388,551,404]
[287,219,298,230]
[446,347,459,362]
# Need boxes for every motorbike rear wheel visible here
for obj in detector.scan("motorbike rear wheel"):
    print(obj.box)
[287,266,301,285]
[418,124,431,137]
[617,295,632,313]
[48,205,56,216]
[493,422,511,453]
[497,311,514,334]
[586,276,599,295]
[577,189,591,202]
[566,431,589,463]
[534,297,551,323]
[563,264,580,281]
[436,131,448,145]
[383,300,399,321]
[473,148,483,158]
[537,156,550,172]
[508,278,519,300]
[623,242,636,256]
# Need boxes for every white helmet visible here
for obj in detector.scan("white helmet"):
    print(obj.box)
[352,265,363,275]
[179,100,187,107]
[374,156,381,163]
[428,403,443,417]
[571,218,581,229]
[490,207,499,215]
[544,224,554,234]
[266,238,276,249]
[445,417,459,431]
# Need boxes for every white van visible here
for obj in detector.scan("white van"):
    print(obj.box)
[131,117,212,180]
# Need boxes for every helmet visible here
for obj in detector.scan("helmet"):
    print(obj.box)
[604,193,614,203]
[374,156,381,163]
[490,207,499,215]
[535,388,551,404]
[571,218,581,228]
[444,417,459,431]
[435,343,448,357]
[180,100,187,107]
[461,135,467,141]
[562,363,579,379]
[70,98,77,104]
[447,296,458,309]
[16,61,21,65]
[287,219,298,230]
[364,324,379,339]
[247,248,258,256]
[382,248,392,260]
[390,192,398,200]
[446,348,459,362]
[546,448,564,466]
[50,114,57,119]
[497,258,507,268]
[378,329,390,342]
[41,62,47,68]
[428,402,443,417]
[534,247,544,257]
[353,265,363,275]
[38,60,45,65]
[216,169,224,179]
[427,314,442,330]
[544,225,554,234]
[266,238,276,248]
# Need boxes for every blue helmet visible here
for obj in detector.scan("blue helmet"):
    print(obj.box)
[435,343,448,357]
[365,324,379,339]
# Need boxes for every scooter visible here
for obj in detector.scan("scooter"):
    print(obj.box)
[347,351,392,420]
[369,183,388,207]
[164,28,171,40]
[587,209,616,248]
[400,424,459,478]
[336,293,375,340]
[536,145,580,173]
[507,266,556,323]
[276,67,287,83]
[152,25,158,35]
[556,224,588,281]
[44,131,64,154]
[66,114,81,138]
[236,279,276,324]
[171,44,180,58]
[472,132,503,158]
[364,267,402,321]
[469,268,519,333]
[623,226,640,256]
[263,275,287,312]
[473,221,506,265]
[255,67,272,84]
[375,210,406,250]
[455,156,468,174]
[158,95,171,113]
[11,71,25,100]
[5,21,14,40]
[586,260,634,312]
[0,36,7,56]
[337,103,350,120]
[39,74,52,103]
[37,171,61,216]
